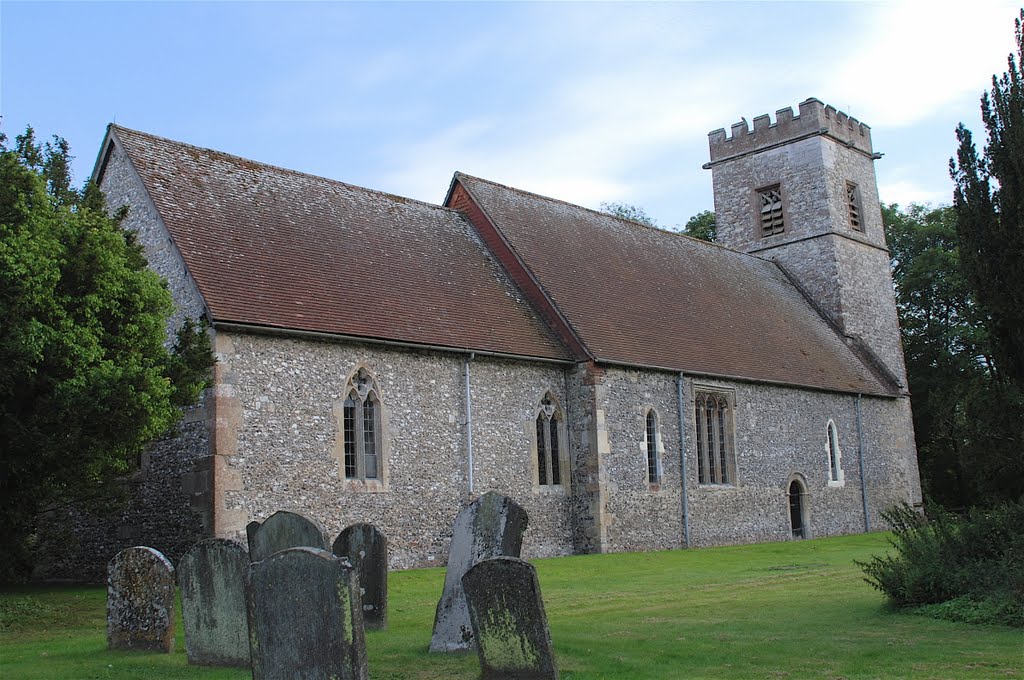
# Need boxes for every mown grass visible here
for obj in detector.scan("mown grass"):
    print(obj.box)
[1,532,1020,679]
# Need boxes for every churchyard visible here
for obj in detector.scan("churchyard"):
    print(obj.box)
[2,531,1019,679]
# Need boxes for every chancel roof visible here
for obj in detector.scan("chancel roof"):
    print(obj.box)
[450,174,897,396]
[104,126,570,361]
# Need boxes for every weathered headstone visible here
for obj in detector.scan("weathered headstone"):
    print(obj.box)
[107,546,176,653]
[246,509,327,562]
[178,538,250,667]
[332,523,389,630]
[246,547,368,680]
[463,557,558,680]
[429,491,529,653]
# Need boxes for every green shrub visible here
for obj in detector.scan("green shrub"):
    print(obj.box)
[858,501,1024,627]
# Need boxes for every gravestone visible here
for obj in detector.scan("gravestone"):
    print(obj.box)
[178,538,250,666]
[463,557,558,680]
[246,547,368,680]
[107,546,176,652]
[429,491,529,653]
[332,523,389,630]
[246,510,327,562]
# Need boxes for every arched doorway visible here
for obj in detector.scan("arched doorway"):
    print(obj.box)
[788,479,808,539]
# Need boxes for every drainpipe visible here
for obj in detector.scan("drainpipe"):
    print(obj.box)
[464,353,475,495]
[677,373,691,548]
[856,394,870,532]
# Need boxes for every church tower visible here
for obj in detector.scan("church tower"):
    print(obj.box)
[705,98,907,389]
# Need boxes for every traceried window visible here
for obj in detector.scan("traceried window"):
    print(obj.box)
[535,394,563,486]
[645,410,662,485]
[827,420,844,485]
[846,182,863,232]
[342,369,381,480]
[694,391,735,485]
[759,185,785,237]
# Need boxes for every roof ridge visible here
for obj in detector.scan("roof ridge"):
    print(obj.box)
[112,124,457,216]
[453,171,751,256]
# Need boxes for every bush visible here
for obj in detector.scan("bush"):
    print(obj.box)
[858,501,1024,627]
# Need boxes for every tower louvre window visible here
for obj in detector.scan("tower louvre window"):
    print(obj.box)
[846,182,863,232]
[758,185,785,237]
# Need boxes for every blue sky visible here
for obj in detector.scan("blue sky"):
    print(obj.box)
[2,1,1019,228]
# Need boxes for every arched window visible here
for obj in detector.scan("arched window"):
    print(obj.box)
[826,420,843,485]
[342,368,381,480]
[645,410,661,485]
[694,390,735,485]
[535,393,563,486]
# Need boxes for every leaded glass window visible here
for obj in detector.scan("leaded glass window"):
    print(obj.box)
[342,368,381,481]
[536,394,564,486]
[646,410,661,485]
[694,391,735,485]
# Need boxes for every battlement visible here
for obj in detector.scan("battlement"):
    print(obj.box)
[708,98,873,163]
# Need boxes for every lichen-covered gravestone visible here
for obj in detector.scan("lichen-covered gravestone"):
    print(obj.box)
[332,523,389,630]
[107,546,176,652]
[246,547,368,680]
[246,509,327,562]
[429,491,529,653]
[178,538,250,667]
[463,557,558,680]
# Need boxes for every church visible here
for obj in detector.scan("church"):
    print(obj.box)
[36,98,921,579]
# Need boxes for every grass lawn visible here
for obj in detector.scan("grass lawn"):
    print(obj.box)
[1,532,1020,679]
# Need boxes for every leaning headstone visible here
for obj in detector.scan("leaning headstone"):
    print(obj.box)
[246,547,368,680]
[246,509,327,562]
[429,491,529,653]
[178,538,250,667]
[107,546,176,652]
[332,523,389,630]
[463,557,558,680]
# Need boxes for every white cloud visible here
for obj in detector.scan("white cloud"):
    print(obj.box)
[820,2,1020,127]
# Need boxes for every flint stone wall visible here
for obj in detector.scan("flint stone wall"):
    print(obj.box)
[33,402,210,582]
[216,331,570,570]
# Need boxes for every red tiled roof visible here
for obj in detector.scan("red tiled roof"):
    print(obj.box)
[451,173,896,396]
[106,126,570,361]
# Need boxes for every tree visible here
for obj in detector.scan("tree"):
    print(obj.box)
[600,201,660,228]
[0,128,213,580]
[884,202,1024,508]
[683,210,716,242]
[950,9,1024,389]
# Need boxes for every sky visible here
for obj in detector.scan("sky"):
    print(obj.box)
[1,1,1020,228]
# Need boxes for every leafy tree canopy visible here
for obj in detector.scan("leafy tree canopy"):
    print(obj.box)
[600,202,717,242]
[0,127,213,580]
[600,201,660,228]
[683,210,716,242]
[882,203,1024,508]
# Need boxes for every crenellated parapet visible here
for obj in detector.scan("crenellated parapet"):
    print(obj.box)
[707,98,873,164]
